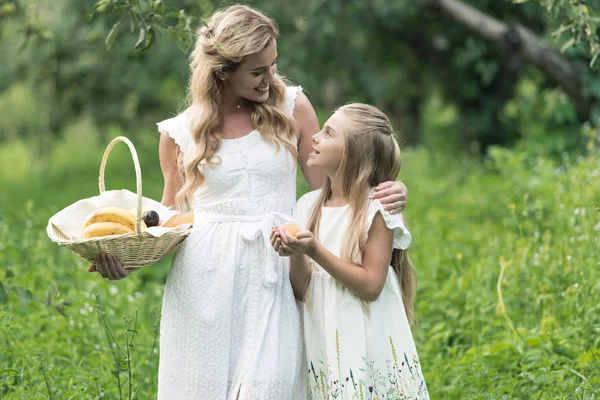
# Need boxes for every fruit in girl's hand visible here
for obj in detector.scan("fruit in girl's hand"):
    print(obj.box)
[279,222,301,238]
[143,210,160,227]
[82,222,134,238]
[83,206,138,231]
[161,212,194,228]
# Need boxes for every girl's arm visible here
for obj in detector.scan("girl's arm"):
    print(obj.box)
[276,213,393,302]
[271,227,313,301]
[308,213,392,301]
[289,255,312,301]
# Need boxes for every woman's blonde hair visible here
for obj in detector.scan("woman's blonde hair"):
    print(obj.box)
[306,103,417,325]
[175,5,297,210]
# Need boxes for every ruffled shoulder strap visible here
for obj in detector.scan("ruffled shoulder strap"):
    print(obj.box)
[293,189,321,229]
[366,198,412,250]
[284,85,303,117]
[156,112,192,156]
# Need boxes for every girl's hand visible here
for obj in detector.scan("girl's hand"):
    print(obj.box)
[88,253,138,280]
[271,227,294,257]
[370,181,407,214]
[277,228,317,257]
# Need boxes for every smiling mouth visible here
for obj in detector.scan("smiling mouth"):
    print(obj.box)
[256,84,269,93]
[309,149,320,156]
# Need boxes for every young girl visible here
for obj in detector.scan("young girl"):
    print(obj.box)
[271,103,429,399]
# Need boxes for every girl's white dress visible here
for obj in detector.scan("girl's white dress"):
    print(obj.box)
[155,86,306,400]
[294,190,430,400]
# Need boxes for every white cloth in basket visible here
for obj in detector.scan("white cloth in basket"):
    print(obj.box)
[49,189,189,240]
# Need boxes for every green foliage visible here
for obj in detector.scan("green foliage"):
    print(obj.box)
[400,131,600,397]
[2,0,599,153]
[0,0,194,143]
[87,0,198,53]
[2,1,600,397]
[516,0,600,67]
[1,119,600,397]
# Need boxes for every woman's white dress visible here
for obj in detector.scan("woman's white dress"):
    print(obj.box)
[294,190,430,400]
[155,86,306,400]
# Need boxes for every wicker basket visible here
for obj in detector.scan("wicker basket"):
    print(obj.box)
[46,136,191,268]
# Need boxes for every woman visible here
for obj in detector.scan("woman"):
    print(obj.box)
[91,5,408,399]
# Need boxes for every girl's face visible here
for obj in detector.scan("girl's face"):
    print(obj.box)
[307,111,347,173]
[223,39,278,103]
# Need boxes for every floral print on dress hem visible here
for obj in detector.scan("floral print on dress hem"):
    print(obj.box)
[307,331,429,400]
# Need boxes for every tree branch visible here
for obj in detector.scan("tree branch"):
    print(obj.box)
[432,0,591,119]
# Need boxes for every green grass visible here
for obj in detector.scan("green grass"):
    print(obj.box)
[1,125,599,398]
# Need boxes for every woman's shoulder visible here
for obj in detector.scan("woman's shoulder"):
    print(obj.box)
[156,109,192,151]
[284,85,304,116]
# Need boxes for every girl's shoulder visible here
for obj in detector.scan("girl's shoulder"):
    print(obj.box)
[293,189,322,227]
[296,189,322,211]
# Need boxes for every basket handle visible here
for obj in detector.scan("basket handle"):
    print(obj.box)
[98,136,144,237]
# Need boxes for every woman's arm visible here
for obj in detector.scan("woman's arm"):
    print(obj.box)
[158,132,184,208]
[294,92,325,190]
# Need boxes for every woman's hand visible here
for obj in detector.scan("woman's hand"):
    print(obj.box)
[370,181,407,214]
[88,253,138,280]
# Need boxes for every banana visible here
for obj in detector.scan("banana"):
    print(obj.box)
[126,208,149,229]
[82,206,145,231]
[82,222,134,239]
[127,207,146,216]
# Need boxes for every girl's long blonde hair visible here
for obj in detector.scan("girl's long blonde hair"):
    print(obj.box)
[175,5,297,211]
[307,103,417,325]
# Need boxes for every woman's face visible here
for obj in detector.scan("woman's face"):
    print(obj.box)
[223,38,278,103]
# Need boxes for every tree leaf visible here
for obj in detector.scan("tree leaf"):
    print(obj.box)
[561,37,576,53]
[134,26,147,49]
[174,33,192,54]
[105,21,121,51]
[86,0,110,22]
[128,11,139,34]
[590,52,599,68]
[139,28,155,51]
[153,0,166,15]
